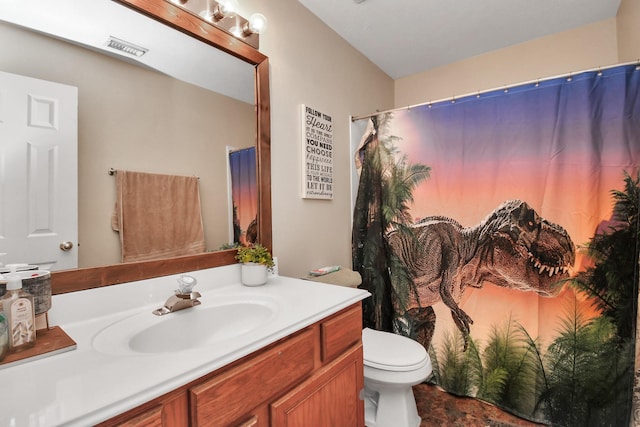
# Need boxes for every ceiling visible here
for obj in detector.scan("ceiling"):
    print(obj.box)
[298,0,622,79]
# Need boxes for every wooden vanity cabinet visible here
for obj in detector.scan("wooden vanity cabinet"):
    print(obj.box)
[100,303,364,427]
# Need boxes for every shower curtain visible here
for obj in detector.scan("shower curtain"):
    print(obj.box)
[351,64,640,425]
[229,146,258,246]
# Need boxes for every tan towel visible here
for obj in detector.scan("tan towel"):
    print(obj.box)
[111,170,206,263]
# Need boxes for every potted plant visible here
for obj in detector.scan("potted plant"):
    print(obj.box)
[235,244,275,286]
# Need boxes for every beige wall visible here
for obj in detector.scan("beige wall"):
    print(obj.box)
[395,18,619,107]
[241,0,395,277]
[0,22,254,268]
[617,0,640,62]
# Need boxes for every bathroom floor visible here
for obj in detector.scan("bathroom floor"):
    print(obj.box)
[413,383,546,427]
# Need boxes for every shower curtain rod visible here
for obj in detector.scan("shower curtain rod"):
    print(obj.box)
[351,60,640,122]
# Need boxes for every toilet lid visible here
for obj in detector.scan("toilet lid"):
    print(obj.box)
[362,328,429,372]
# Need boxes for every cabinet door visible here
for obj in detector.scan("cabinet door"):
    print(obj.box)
[191,330,315,427]
[271,344,364,427]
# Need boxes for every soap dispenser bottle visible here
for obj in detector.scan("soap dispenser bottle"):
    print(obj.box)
[1,265,36,353]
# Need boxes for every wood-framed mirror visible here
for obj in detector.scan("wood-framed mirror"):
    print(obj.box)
[51,0,271,294]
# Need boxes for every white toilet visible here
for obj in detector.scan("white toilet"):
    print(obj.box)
[361,327,432,427]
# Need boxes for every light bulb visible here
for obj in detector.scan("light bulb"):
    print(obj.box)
[213,0,239,20]
[219,0,239,16]
[246,13,267,35]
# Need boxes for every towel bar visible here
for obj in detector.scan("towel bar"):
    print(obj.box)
[108,168,199,179]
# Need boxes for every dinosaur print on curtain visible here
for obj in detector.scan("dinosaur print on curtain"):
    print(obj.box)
[351,64,640,425]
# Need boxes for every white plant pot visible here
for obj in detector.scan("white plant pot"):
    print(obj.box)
[241,263,268,286]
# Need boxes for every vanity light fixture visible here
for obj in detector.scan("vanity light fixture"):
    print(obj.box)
[168,0,266,49]
[105,36,148,57]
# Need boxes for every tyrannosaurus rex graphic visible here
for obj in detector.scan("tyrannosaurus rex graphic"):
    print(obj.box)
[386,199,575,349]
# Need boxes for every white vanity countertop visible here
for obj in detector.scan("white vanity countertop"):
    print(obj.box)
[0,265,369,427]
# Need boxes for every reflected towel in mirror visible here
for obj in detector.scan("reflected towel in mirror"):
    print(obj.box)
[111,170,206,263]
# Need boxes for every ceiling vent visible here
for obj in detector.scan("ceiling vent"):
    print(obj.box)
[105,36,148,57]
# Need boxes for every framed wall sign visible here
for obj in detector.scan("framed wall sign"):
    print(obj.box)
[301,104,333,199]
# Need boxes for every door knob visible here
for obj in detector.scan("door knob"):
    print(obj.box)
[59,241,74,251]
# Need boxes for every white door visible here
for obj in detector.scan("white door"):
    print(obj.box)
[0,71,78,271]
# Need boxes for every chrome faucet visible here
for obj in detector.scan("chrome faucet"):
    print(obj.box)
[153,275,201,316]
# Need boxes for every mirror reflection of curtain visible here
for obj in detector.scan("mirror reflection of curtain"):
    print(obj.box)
[229,147,258,246]
[351,63,640,426]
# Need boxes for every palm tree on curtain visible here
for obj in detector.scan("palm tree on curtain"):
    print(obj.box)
[537,170,639,426]
[536,303,633,426]
[352,113,431,330]
[476,318,543,418]
[428,330,482,397]
[429,317,545,422]
[570,170,640,341]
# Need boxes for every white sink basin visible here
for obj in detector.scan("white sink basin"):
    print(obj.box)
[93,295,278,355]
